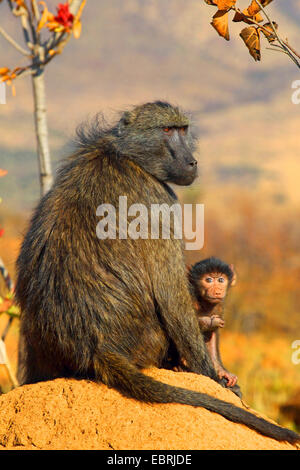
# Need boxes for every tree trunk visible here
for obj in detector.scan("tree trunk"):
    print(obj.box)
[30,0,84,196]
[32,68,53,196]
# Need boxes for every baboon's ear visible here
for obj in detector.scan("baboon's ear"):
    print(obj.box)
[229,264,237,287]
[120,111,133,127]
[121,111,131,125]
[117,111,132,135]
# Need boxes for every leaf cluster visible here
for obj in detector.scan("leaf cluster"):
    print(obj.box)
[204,0,279,62]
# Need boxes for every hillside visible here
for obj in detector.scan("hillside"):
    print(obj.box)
[0,1,300,209]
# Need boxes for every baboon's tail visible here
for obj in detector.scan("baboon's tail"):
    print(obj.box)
[96,351,299,444]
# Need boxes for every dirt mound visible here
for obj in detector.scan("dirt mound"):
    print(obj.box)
[0,368,296,450]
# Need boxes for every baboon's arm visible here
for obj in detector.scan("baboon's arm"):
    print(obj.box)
[152,255,218,379]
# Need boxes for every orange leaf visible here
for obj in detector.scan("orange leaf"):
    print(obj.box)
[240,26,261,61]
[37,2,55,31]
[248,0,273,16]
[233,9,263,23]
[247,0,260,16]
[216,0,236,10]
[0,67,10,75]
[37,8,48,31]
[253,12,263,23]
[73,19,82,39]
[211,10,230,41]
[46,21,64,32]
[0,169,8,177]
[261,21,278,43]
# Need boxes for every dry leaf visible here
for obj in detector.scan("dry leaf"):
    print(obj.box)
[211,10,230,41]
[247,0,261,16]
[254,13,264,23]
[240,26,261,61]
[261,21,278,43]
[216,0,236,10]
[233,10,263,23]
[248,0,273,16]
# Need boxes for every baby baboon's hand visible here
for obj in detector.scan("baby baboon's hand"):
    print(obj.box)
[217,368,237,387]
[211,315,225,328]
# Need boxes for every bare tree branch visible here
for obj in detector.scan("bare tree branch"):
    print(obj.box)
[0,25,31,56]
[232,2,300,69]
[31,0,40,22]
[255,0,300,68]
[282,39,300,61]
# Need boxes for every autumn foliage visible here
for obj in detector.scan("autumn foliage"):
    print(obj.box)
[38,1,84,38]
[0,0,86,95]
[204,0,300,66]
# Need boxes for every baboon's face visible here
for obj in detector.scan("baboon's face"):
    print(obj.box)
[115,102,198,187]
[161,125,198,186]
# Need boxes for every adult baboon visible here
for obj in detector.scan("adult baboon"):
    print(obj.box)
[15,101,299,443]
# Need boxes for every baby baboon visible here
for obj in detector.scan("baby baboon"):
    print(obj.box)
[166,257,241,397]
[189,257,241,397]
[15,101,299,443]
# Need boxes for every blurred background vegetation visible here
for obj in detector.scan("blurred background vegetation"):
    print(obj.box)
[0,0,299,431]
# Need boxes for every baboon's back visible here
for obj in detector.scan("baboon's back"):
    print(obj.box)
[16,149,179,383]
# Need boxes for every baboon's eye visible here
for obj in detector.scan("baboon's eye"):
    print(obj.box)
[178,126,188,135]
[163,127,174,136]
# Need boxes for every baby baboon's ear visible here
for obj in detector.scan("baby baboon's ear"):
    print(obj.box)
[186,264,192,273]
[229,264,237,287]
